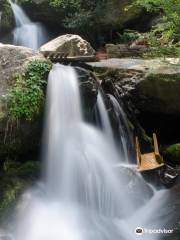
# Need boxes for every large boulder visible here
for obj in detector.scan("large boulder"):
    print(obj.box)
[40,34,95,57]
[0,43,45,96]
[0,43,51,157]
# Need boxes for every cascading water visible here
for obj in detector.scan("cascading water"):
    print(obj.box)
[12,64,170,240]
[96,91,114,144]
[108,94,133,163]
[8,0,47,49]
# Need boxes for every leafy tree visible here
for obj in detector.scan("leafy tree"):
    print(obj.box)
[49,0,107,32]
[134,0,180,44]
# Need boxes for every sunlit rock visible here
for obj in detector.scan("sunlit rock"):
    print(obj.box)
[40,34,95,57]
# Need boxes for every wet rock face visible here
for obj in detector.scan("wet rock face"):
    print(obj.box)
[40,34,95,57]
[75,67,98,120]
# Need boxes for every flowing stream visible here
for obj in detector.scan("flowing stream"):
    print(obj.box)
[8,0,47,49]
[11,64,170,240]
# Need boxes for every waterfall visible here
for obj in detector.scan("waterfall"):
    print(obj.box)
[12,64,169,240]
[96,91,114,143]
[8,0,47,49]
[108,94,134,162]
[95,92,133,162]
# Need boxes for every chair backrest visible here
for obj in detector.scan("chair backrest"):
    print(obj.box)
[135,136,141,167]
[153,133,160,155]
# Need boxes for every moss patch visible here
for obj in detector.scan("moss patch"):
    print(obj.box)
[164,144,180,164]
[6,60,52,121]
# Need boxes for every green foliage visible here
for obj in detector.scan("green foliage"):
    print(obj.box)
[48,0,106,31]
[7,60,52,121]
[165,143,180,163]
[117,30,141,43]
[143,46,180,58]
[49,0,82,11]
[133,0,180,45]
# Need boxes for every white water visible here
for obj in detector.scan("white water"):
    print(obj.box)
[108,94,133,162]
[9,0,47,49]
[12,64,169,240]
[96,92,114,144]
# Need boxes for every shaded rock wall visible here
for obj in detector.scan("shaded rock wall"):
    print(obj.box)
[0,0,13,33]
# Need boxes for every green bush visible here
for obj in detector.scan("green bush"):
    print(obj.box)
[117,30,141,43]
[7,60,52,121]
[164,144,180,163]
[143,46,180,58]
[51,0,106,31]
[133,0,180,45]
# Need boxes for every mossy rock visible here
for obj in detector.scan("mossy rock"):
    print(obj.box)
[164,144,180,164]
[0,0,13,33]
[136,72,180,115]
[0,44,52,157]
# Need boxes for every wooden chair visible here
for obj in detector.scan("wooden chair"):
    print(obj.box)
[136,133,164,172]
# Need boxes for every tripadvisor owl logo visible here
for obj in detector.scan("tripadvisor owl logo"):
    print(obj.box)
[135,227,144,235]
